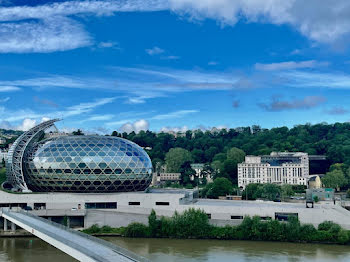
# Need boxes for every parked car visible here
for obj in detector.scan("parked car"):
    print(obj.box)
[23,206,32,211]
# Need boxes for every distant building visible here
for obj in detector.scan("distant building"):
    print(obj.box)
[306,188,334,202]
[0,138,6,144]
[308,175,323,189]
[0,150,7,162]
[158,173,181,182]
[238,152,309,188]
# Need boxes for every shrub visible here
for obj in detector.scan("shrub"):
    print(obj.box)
[318,221,338,231]
[83,224,101,234]
[299,224,317,241]
[124,223,149,237]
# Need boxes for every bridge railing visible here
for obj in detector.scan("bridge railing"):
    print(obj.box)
[2,208,149,262]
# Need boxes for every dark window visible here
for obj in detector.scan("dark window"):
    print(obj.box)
[85,202,117,209]
[155,202,169,206]
[275,212,298,221]
[231,216,244,219]
[129,202,140,206]
[207,214,211,219]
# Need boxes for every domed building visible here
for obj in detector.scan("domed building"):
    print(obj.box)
[5,119,153,193]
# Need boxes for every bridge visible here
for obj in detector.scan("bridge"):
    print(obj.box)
[0,208,148,262]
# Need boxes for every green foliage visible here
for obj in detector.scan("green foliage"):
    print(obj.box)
[313,195,319,202]
[322,169,347,190]
[261,184,281,201]
[124,223,149,237]
[281,184,294,200]
[347,189,350,198]
[202,177,233,199]
[72,129,84,136]
[179,161,196,186]
[83,211,350,245]
[165,148,193,173]
[114,122,350,180]
[242,183,283,201]
[0,167,6,185]
[148,209,159,237]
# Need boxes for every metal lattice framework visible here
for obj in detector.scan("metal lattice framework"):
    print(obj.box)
[6,119,60,191]
[23,135,153,192]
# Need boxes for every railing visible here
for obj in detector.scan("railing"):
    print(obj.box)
[2,209,148,262]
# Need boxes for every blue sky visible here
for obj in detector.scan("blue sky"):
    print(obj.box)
[1,0,350,133]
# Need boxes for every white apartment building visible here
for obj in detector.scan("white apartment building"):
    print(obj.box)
[238,152,309,188]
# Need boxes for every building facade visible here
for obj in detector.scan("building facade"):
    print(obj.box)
[238,152,309,188]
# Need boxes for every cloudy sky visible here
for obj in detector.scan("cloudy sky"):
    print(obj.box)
[1,0,350,133]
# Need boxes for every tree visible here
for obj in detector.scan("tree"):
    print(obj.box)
[322,169,347,191]
[204,177,233,199]
[165,148,193,173]
[281,184,294,201]
[179,161,196,186]
[224,147,245,182]
[72,129,84,136]
[261,184,281,201]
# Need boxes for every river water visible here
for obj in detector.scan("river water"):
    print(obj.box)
[1,237,350,262]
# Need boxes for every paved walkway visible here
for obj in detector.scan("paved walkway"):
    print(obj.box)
[2,209,147,262]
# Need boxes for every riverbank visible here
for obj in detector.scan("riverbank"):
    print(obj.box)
[83,208,350,245]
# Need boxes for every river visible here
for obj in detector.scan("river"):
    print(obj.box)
[1,237,350,261]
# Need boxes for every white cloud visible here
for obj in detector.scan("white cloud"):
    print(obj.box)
[160,125,189,133]
[0,97,117,124]
[0,0,167,53]
[0,17,91,53]
[120,119,149,133]
[170,0,350,44]
[0,97,10,103]
[17,118,36,131]
[255,60,328,71]
[0,86,20,92]
[161,55,180,60]
[145,46,165,55]
[82,114,115,122]
[282,71,350,89]
[97,41,120,49]
[151,109,199,120]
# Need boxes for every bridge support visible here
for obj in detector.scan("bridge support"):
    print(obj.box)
[11,221,16,231]
[3,218,7,231]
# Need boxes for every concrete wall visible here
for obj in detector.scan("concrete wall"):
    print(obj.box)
[1,190,350,229]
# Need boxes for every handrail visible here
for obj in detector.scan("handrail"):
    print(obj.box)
[2,208,148,262]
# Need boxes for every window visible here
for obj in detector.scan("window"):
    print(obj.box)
[207,214,211,219]
[85,202,117,209]
[231,216,243,219]
[275,212,298,221]
[129,202,140,206]
[155,202,169,206]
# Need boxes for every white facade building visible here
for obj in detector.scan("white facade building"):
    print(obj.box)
[238,152,309,188]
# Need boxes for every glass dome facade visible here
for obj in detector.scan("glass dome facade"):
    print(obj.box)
[23,136,153,192]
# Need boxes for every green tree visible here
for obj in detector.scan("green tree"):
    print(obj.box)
[322,169,347,190]
[72,129,84,135]
[204,178,233,199]
[165,148,193,172]
[225,147,245,182]
[179,161,196,186]
[281,184,294,201]
[148,209,159,237]
[261,184,281,201]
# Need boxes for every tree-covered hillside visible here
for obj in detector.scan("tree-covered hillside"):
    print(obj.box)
[112,122,350,175]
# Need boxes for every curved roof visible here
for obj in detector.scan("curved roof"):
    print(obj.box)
[6,119,60,191]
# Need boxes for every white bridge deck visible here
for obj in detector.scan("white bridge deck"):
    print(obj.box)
[1,208,147,262]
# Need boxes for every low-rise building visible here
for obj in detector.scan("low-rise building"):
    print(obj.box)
[158,173,181,182]
[238,152,309,188]
[308,175,323,189]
